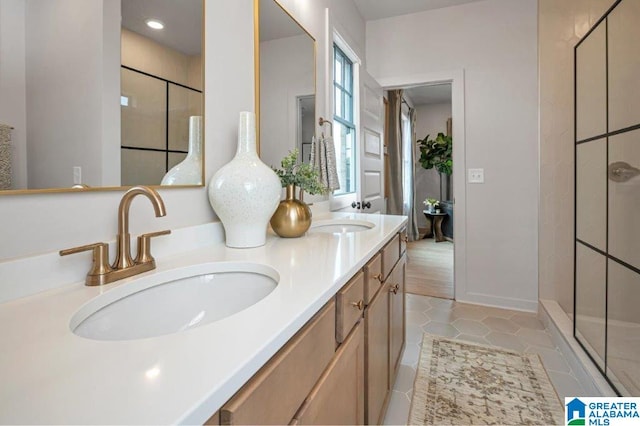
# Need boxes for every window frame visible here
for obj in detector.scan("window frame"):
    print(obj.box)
[332,44,357,196]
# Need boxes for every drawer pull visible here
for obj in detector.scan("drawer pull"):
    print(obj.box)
[351,300,365,311]
[401,235,409,242]
[389,284,400,295]
[373,273,383,283]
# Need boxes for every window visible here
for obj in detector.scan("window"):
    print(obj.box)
[333,45,356,195]
[401,111,411,214]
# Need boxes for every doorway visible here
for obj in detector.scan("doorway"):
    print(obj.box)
[389,84,454,299]
[380,70,465,302]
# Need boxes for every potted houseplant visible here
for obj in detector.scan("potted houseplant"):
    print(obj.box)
[423,197,440,213]
[417,132,452,201]
[270,149,326,237]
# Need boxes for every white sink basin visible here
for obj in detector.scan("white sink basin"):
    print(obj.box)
[71,262,279,341]
[309,219,375,234]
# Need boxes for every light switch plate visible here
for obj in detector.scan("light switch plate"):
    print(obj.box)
[73,166,82,184]
[468,168,484,183]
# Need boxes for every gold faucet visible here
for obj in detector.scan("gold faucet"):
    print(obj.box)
[60,186,171,286]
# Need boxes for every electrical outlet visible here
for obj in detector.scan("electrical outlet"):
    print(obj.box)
[468,168,484,183]
[73,166,82,184]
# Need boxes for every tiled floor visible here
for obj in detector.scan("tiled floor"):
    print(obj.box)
[383,294,588,425]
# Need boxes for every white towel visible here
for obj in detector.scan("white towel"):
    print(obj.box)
[311,134,340,192]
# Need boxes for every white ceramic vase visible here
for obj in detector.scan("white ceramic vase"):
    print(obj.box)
[208,111,281,248]
[161,116,203,185]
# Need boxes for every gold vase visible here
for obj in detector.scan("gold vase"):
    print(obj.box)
[270,184,312,238]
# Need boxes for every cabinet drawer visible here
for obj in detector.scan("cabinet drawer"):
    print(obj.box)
[292,322,365,425]
[221,300,336,425]
[381,234,400,280]
[336,271,365,344]
[363,253,383,304]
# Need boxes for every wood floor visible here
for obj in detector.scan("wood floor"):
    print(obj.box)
[405,237,454,299]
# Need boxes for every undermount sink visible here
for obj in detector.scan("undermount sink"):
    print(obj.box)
[70,262,279,341]
[309,219,375,234]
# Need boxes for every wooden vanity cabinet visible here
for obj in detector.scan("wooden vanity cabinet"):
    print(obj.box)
[212,231,406,426]
[364,238,406,425]
[291,322,365,425]
[336,271,365,344]
[220,301,336,425]
[205,411,219,425]
[364,278,389,425]
[381,234,400,281]
[363,252,382,304]
[388,255,406,385]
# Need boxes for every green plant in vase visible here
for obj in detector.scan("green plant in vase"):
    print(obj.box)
[272,149,326,198]
[270,149,326,238]
[423,197,440,213]
[417,132,452,201]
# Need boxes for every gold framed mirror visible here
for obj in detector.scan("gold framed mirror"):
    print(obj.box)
[255,0,316,169]
[0,0,204,195]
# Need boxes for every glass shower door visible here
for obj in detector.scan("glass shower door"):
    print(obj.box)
[574,0,640,396]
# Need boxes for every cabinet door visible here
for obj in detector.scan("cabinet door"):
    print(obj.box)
[293,322,365,425]
[388,255,406,384]
[221,301,336,425]
[365,282,389,425]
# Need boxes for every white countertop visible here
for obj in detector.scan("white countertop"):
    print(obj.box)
[0,212,406,424]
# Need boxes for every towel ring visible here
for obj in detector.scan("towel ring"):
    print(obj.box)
[318,117,333,133]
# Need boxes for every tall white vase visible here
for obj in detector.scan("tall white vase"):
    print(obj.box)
[161,116,203,185]
[208,112,281,248]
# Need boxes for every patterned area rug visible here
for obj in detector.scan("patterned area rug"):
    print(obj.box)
[409,334,563,425]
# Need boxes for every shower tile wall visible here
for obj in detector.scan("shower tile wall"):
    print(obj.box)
[538,0,612,312]
[574,0,640,396]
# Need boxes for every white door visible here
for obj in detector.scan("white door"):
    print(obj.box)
[359,70,385,214]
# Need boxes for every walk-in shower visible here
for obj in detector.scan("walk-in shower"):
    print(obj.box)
[574,0,640,396]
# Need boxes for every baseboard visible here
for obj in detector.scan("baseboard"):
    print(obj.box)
[457,291,537,313]
[538,299,617,397]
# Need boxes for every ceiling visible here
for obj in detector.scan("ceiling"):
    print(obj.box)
[404,84,452,106]
[353,0,485,21]
[121,0,202,56]
[259,0,307,42]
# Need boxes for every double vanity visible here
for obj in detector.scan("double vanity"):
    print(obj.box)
[0,211,407,424]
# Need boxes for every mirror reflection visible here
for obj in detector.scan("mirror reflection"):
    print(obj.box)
[258,0,315,169]
[0,0,203,193]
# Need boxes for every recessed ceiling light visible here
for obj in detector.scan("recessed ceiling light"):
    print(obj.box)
[146,19,164,30]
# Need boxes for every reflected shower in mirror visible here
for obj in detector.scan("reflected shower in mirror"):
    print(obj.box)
[257,0,315,170]
[0,0,203,193]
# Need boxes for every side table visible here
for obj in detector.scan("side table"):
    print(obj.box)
[422,210,448,242]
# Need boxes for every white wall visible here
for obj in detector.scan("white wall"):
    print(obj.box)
[0,0,365,264]
[259,34,314,170]
[23,0,120,189]
[0,0,27,189]
[0,0,255,261]
[538,0,614,314]
[414,102,451,228]
[367,0,539,310]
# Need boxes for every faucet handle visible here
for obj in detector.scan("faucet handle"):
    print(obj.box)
[135,230,171,265]
[60,242,113,285]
